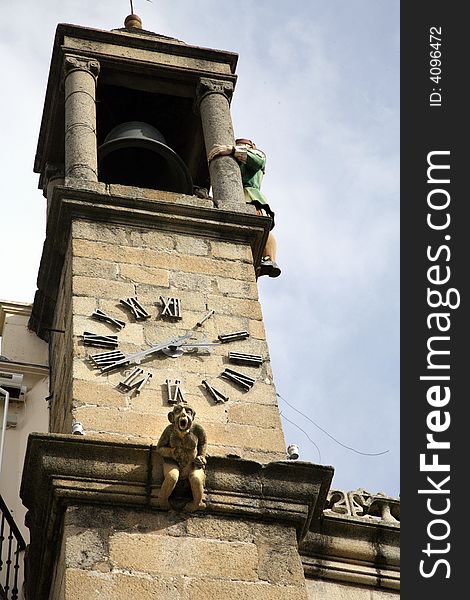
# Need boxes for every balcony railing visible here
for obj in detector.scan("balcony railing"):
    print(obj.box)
[0,495,25,600]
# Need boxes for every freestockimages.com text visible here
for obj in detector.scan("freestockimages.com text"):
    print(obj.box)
[418,150,459,580]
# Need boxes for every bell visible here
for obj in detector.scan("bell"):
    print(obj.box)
[98,121,193,194]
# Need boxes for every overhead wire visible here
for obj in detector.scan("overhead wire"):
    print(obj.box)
[277,393,389,457]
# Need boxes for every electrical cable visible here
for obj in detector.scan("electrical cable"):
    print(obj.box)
[278,393,389,457]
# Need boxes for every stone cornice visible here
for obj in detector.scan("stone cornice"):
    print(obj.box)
[300,509,400,590]
[20,433,333,600]
[0,360,48,378]
[0,301,32,334]
[56,23,239,72]
[29,182,269,341]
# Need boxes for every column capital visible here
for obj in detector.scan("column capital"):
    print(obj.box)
[63,54,100,80]
[196,77,234,108]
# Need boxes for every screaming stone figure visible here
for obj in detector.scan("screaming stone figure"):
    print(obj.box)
[156,404,207,511]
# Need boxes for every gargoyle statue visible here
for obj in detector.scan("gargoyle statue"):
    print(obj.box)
[156,404,207,511]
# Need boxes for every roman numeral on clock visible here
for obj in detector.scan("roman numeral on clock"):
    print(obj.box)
[117,367,152,394]
[120,297,151,321]
[202,380,229,404]
[221,368,256,391]
[218,331,249,343]
[91,309,126,330]
[82,331,119,349]
[160,296,182,319]
[228,352,263,367]
[89,350,128,372]
[166,379,186,404]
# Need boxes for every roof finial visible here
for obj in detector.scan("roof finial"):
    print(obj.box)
[125,1,153,30]
[125,0,143,29]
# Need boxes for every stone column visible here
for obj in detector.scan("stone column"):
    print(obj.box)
[197,78,246,207]
[63,55,100,181]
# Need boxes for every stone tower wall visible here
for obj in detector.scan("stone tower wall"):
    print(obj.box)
[49,241,74,433]
[46,208,285,463]
[50,506,308,600]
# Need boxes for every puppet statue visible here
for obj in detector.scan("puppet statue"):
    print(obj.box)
[208,138,281,278]
[156,404,207,511]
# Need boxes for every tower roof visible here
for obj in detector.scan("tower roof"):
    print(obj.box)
[34,22,238,181]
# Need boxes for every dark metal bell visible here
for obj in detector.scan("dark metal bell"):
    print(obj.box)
[98,121,193,194]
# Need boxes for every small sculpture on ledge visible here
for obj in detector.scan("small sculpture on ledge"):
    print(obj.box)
[325,488,400,523]
[156,404,207,512]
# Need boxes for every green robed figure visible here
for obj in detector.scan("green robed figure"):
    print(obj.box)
[208,138,281,278]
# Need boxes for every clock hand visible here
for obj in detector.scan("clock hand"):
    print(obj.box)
[178,330,251,353]
[165,330,251,357]
[140,332,193,359]
[182,341,221,351]
[90,332,193,372]
[91,327,251,370]
[162,335,221,357]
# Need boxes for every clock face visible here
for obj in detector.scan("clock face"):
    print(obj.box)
[82,295,263,405]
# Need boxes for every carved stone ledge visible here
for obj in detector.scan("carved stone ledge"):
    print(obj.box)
[20,433,333,600]
[300,489,400,591]
[203,457,333,540]
[302,554,400,591]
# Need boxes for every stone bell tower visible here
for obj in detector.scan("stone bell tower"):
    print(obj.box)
[20,13,333,599]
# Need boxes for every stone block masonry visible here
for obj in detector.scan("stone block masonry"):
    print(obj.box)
[52,215,286,462]
[58,507,309,600]
[49,243,74,433]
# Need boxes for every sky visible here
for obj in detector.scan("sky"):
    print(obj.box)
[0,1,399,497]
